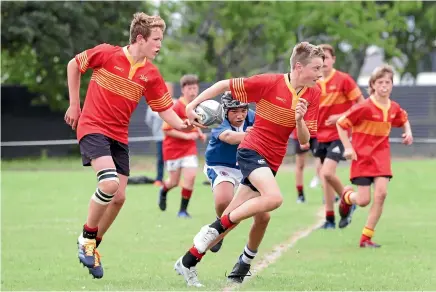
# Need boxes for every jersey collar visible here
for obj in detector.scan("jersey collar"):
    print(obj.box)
[123,46,147,68]
[284,74,307,109]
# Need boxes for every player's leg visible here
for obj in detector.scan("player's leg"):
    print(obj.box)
[177,155,199,217]
[77,134,119,271]
[320,141,346,227]
[209,180,234,253]
[338,177,372,229]
[158,160,181,211]
[295,151,307,203]
[360,177,389,247]
[155,140,164,186]
[85,139,130,279]
[227,211,270,283]
[192,165,281,256]
[319,174,337,229]
[174,184,258,287]
[96,139,130,242]
[308,138,321,189]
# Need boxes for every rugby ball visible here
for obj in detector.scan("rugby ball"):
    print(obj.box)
[195,100,224,129]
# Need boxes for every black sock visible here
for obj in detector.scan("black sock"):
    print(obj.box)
[209,218,226,234]
[96,237,102,248]
[182,251,200,268]
[326,211,335,223]
[83,224,98,239]
[180,198,190,212]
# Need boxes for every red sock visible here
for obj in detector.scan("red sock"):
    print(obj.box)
[181,188,192,199]
[220,214,236,229]
[84,224,98,232]
[189,245,205,260]
[297,185,303,196]
[162,182,169,192]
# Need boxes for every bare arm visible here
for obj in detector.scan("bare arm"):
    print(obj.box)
[218,130,247,145]
[295,120,310,145]
[185,80,230,124]
[64,58,83,130]
[401,121,413,145]
[67,59,81,108]
[158,109,188,131]
[336,122,352,150]
[336,120,357,160]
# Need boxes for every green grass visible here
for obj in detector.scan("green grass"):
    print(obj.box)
[2,158,435,290]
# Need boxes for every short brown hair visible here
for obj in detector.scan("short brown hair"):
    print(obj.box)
[180,74,199,88]
[319,44,335,57]
[290,42,325,70]
[130,12,166,44]
[368,64,394,95]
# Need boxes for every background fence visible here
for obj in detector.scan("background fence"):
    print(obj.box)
[2,84,436,160]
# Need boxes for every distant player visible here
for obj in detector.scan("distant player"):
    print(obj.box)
[290,129,319,203]
[173,42,323,287]
[64,13,191,279]
[336,64,413,247]
[314,44,365,229]
[204,92,267,283]
[158,74,207,218]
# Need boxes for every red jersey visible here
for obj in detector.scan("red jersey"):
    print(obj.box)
[337,96,408,179]
[317,69,362,143]
[162,97,198,161]
[75,44,173,144]
[230,74,320,172]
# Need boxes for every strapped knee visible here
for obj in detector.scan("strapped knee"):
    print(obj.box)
[92,168,119,205]
[96,168,120,184]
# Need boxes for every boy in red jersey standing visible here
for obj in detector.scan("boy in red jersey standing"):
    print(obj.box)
[173,42,324,287]
[158,74,206,218]
[336,65,413,247]
[314,44,365,229]
[64,13,191,279]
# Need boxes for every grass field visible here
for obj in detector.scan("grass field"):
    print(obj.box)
[2,157,436,291]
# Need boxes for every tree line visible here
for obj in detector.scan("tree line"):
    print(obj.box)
[1,1,435,111]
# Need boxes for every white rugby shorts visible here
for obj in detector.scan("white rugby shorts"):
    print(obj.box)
[203,164,243,190]
[166,155,199,171]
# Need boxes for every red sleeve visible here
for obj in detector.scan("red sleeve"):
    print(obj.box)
[303,88,320,137]
[337,103,368,130]
[145,69,174,113]
[343,74,362,102]
[392,107,408,128]
[74,43,114,73]
[230,74,273,104]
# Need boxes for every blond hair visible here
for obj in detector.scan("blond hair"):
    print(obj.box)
[368,64,394,95]
[319,44,335,57]
[290,42,325,70]
[180,74,199,87]
[130,12,166,44]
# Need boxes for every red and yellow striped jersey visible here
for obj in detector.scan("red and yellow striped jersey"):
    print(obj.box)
[337,96,408,179]
[230,74,320,172]
[162,97,198,161]
[75,44,173,144]
[317,69,362,142]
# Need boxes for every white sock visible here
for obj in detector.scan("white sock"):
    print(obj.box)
[241,245,257,265]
